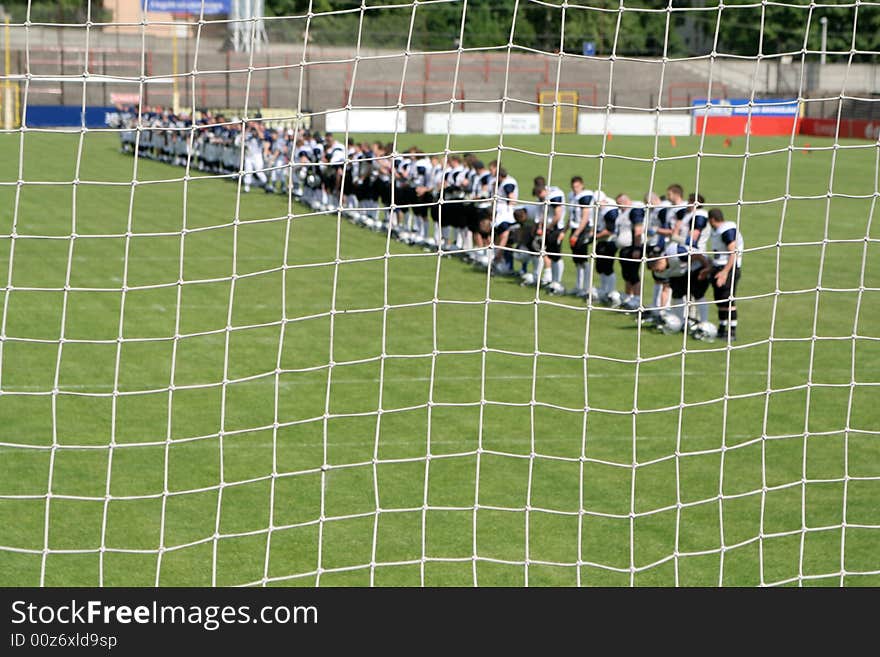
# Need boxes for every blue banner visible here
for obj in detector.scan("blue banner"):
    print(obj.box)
[692,98,800,117]
[143,0,231,14]
[26,105,118,128]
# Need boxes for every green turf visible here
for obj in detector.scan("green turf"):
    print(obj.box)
[0,130,878,587]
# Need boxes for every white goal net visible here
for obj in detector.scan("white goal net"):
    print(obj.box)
[0,0,878,587]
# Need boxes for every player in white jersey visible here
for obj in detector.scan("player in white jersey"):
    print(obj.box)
[410,152,434,245]
[643,191,674,321]
[614,194,646,311]
[664,183,688,231]
[700,208,744,341]
[435,155,468,250]
[567,176,597,297]
[242,123,268,193]
[426,155,444,244]
[473,161,494,200]
[354,142,381,225]
[645,193,674,247]
[390,150,414,232]
[592,193,622,306]
[491,167,519,272]
[323,133,346,208]
[268,129,289,194]
[679,193,709,248]
[374,142,395,228]
[533,180,567,292]
[339,138,360,212]
[646,238,710,335]
[291,136,312,201]
[309,135,325,165]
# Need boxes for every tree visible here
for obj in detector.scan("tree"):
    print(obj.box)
[261,0,879,61]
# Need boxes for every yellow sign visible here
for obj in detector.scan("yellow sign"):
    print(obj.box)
[539,90,578,134]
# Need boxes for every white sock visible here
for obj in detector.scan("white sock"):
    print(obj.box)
[575,265,585,291]
[600,273,615,297]
[652,284,663,309]
[696,297,708,323]
[551,259,564,283]
[539,260,552,284]
[672,297,687,326]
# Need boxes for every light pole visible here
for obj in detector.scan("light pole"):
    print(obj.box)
[819,16,828,66]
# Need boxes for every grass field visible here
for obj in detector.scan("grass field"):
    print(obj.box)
[0,130,878,586]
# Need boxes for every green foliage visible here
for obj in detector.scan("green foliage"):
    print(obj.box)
[714,0,880,57]
[4,0,111,24]
[262,0,878,59]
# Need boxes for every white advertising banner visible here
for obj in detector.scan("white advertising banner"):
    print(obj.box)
[325,109,407,133]
[424,112,541,135]
[577,112,692,136]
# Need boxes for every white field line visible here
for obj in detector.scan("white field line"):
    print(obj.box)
[0,432,756,454]
[0,367,847,392]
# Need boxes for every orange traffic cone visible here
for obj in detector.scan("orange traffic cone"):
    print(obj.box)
[803,142,811,154]
[723,137,732,148]
[670,135,677,147]
[607,132,613,141]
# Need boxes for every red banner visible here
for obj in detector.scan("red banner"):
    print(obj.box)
[694,115,802,136]
[800,118,880,140]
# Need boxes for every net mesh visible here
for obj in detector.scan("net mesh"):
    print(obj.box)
[0,0,878,587]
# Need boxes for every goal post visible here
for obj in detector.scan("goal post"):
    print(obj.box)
[538,89,579,134]
[0,0,878,589]
[2,15,18,131]
[1,79,19,130]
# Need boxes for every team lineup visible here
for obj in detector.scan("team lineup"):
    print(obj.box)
[117,108,743,342]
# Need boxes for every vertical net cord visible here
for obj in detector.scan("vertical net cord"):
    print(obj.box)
[585,1,618,583]
[841,85,878,586]
[265,19,314,586]
[520,0,568,588]
[211,2,261,587]
[598,3,648,588]
[488,0,524,586]
[265,3,329,589]
[87,0,114,586]
[797,3,870,586]
[263,1,317,582]
[718,0,769,586]
[132,5,162,586]
[795,5,859,588]
[182,3,207,585]
[48,2,95,574]
[158,1,207,587]
[421,0,472,588]
[368,1,418,588]
[755,2,774,586]
[577,0,607,585]
[761,1,817,589]
[649,0,677,587]
[793,4,826,587]
[12,3,52,587]
[0,0,29,569]
[674,1,724,584]
[315,0,338,588]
